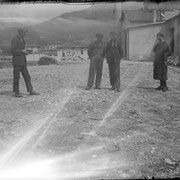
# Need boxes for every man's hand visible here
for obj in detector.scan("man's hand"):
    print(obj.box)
[21,49,29,55]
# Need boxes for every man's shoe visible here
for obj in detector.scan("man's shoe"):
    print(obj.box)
[29,91,40,95]
[110,86,116,90]
[85,86,91,90]
[117,88,121,92]
[162,86,168,92]
[155,86,163,90]
[15,93,23,98]
[95,86,101,89]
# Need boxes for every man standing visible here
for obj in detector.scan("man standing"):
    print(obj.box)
[106,31,124,92]
[153,32,170,92]
[11,28,39,97]
[86,33,105,90]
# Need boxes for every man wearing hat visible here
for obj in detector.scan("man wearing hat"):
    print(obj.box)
[105,31,124,92]
[11,27,39,97]
[86,33,105,90]
[153,32,170,92]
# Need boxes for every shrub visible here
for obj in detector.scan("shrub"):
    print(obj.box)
[37,56,58,65]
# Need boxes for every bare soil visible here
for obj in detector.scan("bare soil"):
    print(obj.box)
[0,61,179,179]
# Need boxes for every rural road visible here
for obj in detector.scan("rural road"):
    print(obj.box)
[0,60,180,179]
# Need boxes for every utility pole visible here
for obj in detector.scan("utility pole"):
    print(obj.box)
[153,10,157,23]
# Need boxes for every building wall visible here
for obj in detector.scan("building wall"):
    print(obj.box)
[56,48,88,62]
[162,15,180,56]
[127,24,162,60]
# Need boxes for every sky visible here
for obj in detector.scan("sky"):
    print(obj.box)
[0,2,144,25]
[0,3,92,24]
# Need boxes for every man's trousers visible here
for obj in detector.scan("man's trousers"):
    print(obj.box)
[108,62,116,87]
[87,56,103,88]
[108,62,120,89]
[13,65,33,93]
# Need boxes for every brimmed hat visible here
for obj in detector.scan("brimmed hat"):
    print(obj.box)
[96,33,103,38]
[17,27,28,34]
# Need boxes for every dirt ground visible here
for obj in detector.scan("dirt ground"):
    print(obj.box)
[0,60,180,179]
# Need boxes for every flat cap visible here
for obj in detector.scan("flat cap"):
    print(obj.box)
[96,33,103,38]
[17,27,28,33]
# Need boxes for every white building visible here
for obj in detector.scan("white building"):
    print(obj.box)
[56,45,88,62]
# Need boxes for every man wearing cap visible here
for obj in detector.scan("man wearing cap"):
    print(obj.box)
[11,28,39,97]
[153,32,170,92]
[86,33,105,90]
[105,31,124,92]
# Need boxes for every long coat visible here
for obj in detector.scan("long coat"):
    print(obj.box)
[153,41,170,80]
[105,39,124,64]
[11,34,27,66]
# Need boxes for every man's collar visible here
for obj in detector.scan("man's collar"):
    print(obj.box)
[95,40,103,44]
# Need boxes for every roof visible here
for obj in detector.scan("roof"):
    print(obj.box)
[143,1,180,11]
[126,21,164,30]
[164,12,180,22]
[124,9,162,23]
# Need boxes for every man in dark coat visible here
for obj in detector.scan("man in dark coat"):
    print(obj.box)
[105,31,124,92]
[153,32,170,92]
[86,33,105,90]
[11,28,39,97]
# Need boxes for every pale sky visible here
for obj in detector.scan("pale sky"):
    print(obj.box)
[0,3,92,24]
[0,2,144,25]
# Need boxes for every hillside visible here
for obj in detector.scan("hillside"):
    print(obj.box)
[30,4,118,44]
[60,3,116,22]
[32,17,115,44]
[0,3,144,45]
[0,27,44,50]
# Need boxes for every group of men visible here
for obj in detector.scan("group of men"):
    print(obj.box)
[86,31,171,92]
[10,28,170,98]
[86,31,124,92]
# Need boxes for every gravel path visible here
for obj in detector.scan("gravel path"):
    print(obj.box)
[0,61,179,179]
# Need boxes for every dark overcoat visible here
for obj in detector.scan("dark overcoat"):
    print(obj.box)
[153,41,170,80]
[11,34,27,66]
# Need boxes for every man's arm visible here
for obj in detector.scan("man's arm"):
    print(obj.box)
[105,42,111,63]
[87,43,93,59]
[118,43,124,59]
[102,42,107,58]
[152,40,159,53]
[11,39,27,56]
[163,43,171,63]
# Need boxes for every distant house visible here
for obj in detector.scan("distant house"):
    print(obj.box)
[118,9,180,60]
[26,44,41,53]
[56,44,88,62]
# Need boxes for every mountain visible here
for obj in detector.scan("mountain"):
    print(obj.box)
[0,21,25,30]
[60,3,116,23]
[29,4,118,45]
[0,3,144,46]
[0,27,42,46]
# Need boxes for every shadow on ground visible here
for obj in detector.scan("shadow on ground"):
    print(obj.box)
[0,91,14,96]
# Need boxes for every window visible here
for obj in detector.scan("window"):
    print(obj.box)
[62,51,65,57]
[81,49,83,54]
